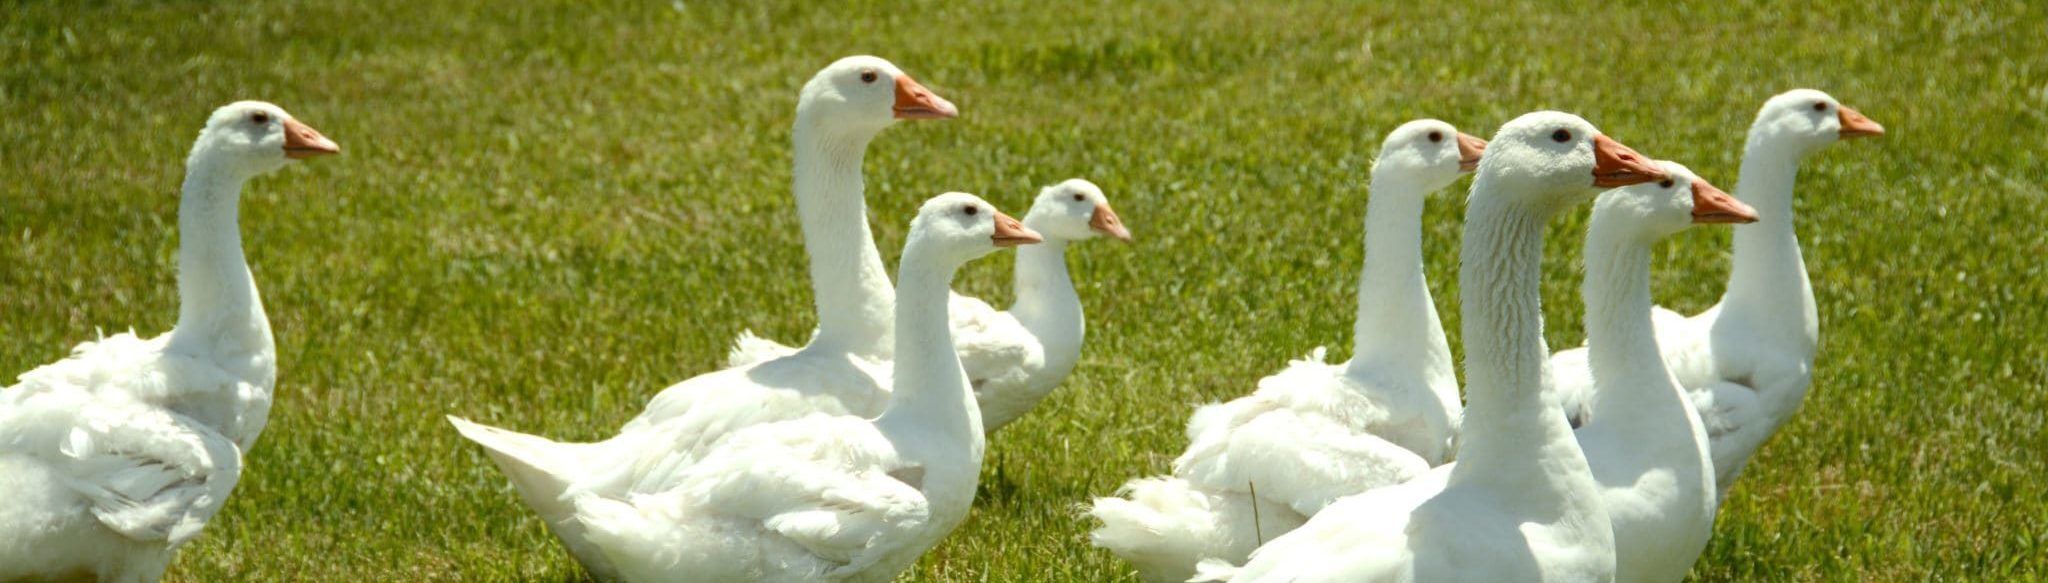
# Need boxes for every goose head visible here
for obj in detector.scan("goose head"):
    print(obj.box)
[797,56,958,136]
[1751,89,1885,154]
[1023,179,1132,242]
[189,101,339,176]
[906,192,1043,266]
[1475,111,1666,208]
[1373,119,1487,194]
[1594,161,1759,241]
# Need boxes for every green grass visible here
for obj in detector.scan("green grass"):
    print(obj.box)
[2,0,2042,580]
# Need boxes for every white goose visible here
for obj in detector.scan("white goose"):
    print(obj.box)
[447,56,956,580]
[1089,119,1483,583]
[1568,161,1754,582]
[1194,111,1667,583]
[946,178,1130,433]
[1548,90,1884,498]
[1342,161,1754,583]
[566,193,1040,582]
[0,101,338,582]
[732,179,1131,434]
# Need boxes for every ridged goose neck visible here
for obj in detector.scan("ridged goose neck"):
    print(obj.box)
[1446,173,1595,507]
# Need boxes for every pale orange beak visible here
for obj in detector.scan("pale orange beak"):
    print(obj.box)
[992,211,1043,246]
[1690,178,1759,224]
[1837,105,1884,139]
[1090,203,1133,242]
[894,75,958,120]
[283,118,340,159]
[1591,135,1665,187]
[1456,132,1487,173]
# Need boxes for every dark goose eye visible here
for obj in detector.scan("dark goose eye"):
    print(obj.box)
[251,112,271,125]
[1659,179,1675,188]
[1551,129,1571,143]
[1812,102,1828,112]
[1427,131,1443,142]
[962,205,978,216]
[860,70,879,83]
[1072,193,1085,202]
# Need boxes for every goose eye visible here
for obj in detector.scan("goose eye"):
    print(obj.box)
[860,70,878,84]
[1550,129,1571,143]
[250,112,271,125]
[1659,179,1675,188]
[1072,193,1086,202]
[1812,102,1828,112]
[1427,131,1443,143]
[962,205,978,216]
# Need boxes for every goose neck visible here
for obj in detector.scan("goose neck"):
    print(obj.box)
[1345,174,1453,395]
[1580,222,1681,423]
[1723,135,1817,341]
[1733,137,1804,232]
[876,246,985,456]
[167,161,272,359]
[791,122,895,358]
[1447,188,1585,490]
[1008,227,1083,370]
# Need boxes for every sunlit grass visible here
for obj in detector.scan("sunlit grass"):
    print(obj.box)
[1,0,2041,580]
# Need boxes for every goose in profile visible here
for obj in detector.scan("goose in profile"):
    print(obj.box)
[733,178,1133,434]
[448,56,958,580]
[566,193,1039,582]
[0,101,338,582]
[1193,111,1666,583]
[1566,161,1754,581]
[1548,89,1884,498]
[946,178,1131,433]
[1090,119,1482,582]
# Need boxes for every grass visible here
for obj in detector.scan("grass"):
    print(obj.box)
[1,0,2042,580]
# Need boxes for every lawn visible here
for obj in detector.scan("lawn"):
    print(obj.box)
[1,0,2042,580]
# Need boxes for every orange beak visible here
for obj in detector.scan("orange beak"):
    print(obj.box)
[1090,203,1133,242]
[992,211,1043,246]
[1591,135,1665,187]
[894,75,958,120]
[1456,132,1487,173]
[1837,105,1884,139]
[282,118,340,159]
[1690,178,1759,224]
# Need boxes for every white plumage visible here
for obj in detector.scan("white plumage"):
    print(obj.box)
[1204,112,1669,583]
[1565,161,1748,582]
[0,100,338,582]
[1090,120,1479,582]
[733,178,1131,434]
[572,414,933,582]
[1549,89,1884,499]
[547,193,1036,582]
[0,386,242,582]
[447,56,957,580]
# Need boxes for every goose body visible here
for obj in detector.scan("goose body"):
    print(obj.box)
[446,56,958,581]
[1549,90,1884,498]
[733,179,1131,434]
[1197,112,1667,583]
[0,101,337,582]
[1089,120,1482,583]
[561,193,1038,582]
